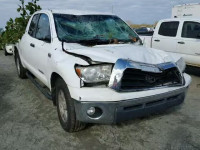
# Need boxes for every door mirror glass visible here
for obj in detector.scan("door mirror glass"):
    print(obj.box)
[197,33,200,39]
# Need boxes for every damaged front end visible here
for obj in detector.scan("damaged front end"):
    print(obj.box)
[109,59,185,92]
[72,59,190,124]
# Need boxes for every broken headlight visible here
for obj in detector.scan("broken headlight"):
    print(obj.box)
[176,57,186,73]
[75,64,113,83]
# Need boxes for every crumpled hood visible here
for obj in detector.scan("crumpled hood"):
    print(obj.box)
[64,43,180,64]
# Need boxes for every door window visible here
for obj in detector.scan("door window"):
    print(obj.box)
[182,21,200,39]
[28,14,40,37]
[158,21,179,37]
[35,14,51,42]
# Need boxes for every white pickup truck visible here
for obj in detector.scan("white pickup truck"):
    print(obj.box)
[142,18,200,68]
[15,10,191,132]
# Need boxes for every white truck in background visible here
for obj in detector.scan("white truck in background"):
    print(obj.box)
[142,4,200,68]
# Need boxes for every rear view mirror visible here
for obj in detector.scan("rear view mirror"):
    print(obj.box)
[197,33,200,39]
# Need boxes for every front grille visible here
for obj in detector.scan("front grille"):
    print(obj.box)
[120,67,182,91]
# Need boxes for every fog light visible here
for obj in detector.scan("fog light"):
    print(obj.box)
[87,107,96,116]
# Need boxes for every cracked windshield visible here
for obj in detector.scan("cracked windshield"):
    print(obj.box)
[53,14,139,45]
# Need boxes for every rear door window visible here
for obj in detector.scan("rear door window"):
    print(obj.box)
[182,21,200,39]
[28,14,40,37]
[158,21,179,37]
[35,14,51,42]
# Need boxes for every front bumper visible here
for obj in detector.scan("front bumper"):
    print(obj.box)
[74,86,188,124]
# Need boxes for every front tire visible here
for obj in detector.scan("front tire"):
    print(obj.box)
[15,52,27,79]
[56,78,86,132]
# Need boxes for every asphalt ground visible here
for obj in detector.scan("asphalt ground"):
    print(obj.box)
[0,51,200,150]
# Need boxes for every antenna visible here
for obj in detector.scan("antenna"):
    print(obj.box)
[112,0,115,13]
[112,5,114,13]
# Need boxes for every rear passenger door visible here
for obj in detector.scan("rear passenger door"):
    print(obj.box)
[22,14,40,67]
[152,21,179,53]
[176,21,200,66]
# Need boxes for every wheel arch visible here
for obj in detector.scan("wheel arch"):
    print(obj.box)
[50,72,63,105]
[14,46,18,57]
[14,46,26,68]
[50,72,63,88]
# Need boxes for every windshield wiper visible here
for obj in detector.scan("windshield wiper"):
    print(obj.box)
[61,37,108,44]
[76,38,110,46]
[62,37,140,45]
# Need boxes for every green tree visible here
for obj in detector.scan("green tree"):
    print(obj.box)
[0,0,41,49]
[0,28,3,34]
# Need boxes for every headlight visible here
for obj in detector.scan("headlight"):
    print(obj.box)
[75,64,113,83]
[176,57,186,73]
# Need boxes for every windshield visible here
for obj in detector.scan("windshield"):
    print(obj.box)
[53,14,139,45]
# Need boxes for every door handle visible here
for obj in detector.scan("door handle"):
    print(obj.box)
[48,53,51,58]
[30,43,35,48]
[154,39,160,42]
[178,41,185,44]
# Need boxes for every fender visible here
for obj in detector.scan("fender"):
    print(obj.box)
[62,41,92,65]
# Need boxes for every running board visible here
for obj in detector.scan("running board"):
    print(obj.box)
[26,72,52,100]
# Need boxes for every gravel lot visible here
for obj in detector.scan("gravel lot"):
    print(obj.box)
[0,50,200,150]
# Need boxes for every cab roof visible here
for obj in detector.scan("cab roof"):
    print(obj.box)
[159,17,200,22]
[37,9,114,16]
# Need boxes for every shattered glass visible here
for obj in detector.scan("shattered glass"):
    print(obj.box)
[53,14,139,45]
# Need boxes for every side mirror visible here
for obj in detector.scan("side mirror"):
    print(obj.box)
[197,33,200,39]
[43,35,51,43]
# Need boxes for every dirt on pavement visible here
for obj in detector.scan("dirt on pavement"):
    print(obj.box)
[0,51,200,150]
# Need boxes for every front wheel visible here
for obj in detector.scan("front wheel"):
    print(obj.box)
[56,78,86,132]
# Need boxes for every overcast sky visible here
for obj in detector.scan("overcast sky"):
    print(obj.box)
[0,0,199,28]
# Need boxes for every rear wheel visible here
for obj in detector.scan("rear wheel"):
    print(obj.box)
[56,78,86,132]
[15,52,27,79]
[4,48,8,56]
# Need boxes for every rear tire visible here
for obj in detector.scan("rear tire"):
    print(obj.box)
[4,49,8,56]
[56,78,86,132]
[15,52,27,79]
